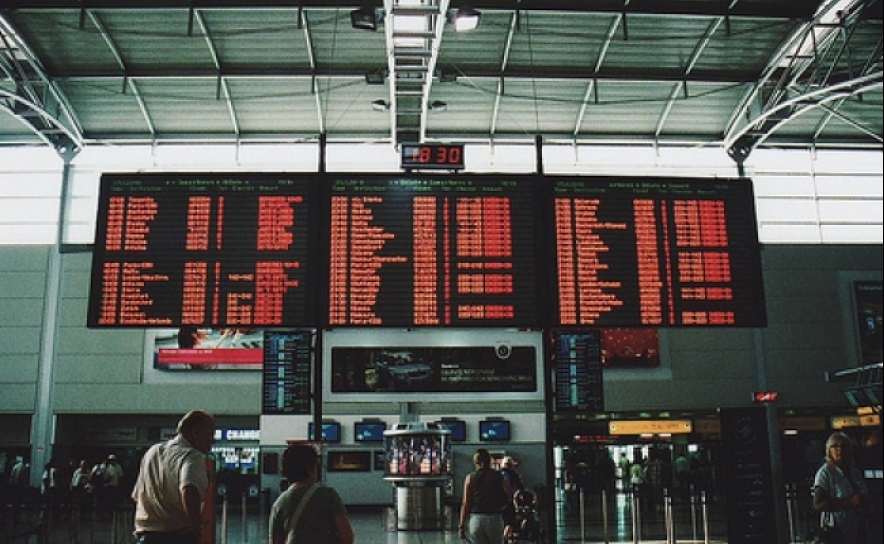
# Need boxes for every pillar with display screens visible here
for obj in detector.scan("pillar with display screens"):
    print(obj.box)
[383,422,452,530]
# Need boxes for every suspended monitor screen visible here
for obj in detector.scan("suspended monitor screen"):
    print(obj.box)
[435,419,467,442]
[549,176,766,327]
[262,330,313,414]
[852,280,882,366]
[308,421,342,443]
[551,329,604,412]
[88,173,319,328]
[326,174,542,327]
[479,419,511,441]
[354,421,387,442]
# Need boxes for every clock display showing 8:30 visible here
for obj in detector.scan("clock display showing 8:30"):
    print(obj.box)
[400,143,464,170]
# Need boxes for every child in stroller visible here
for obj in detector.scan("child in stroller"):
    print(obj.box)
[506,488,541,543]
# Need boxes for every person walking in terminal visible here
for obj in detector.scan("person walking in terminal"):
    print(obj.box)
[459,448,514,544]
[41,459,60,520]
[131,410,216,544]
[642,448,667,518]
[269,443,354,544]
[813,432,870,544]
[100,454,125,518]
[70,459,91,517]
[8,456,29,519]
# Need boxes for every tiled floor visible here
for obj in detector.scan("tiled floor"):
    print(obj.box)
[9,487,842,544]
[236,490,731,543]
[5,492,738,544]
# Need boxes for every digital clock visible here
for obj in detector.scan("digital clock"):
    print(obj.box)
[400,143,465,170]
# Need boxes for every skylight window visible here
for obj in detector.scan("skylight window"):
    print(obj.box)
[391,1,430,48]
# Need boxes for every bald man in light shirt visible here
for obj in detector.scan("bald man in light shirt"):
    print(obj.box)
[132,410,216,544]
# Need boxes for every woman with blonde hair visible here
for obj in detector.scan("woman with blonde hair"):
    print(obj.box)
[813,432,869,544]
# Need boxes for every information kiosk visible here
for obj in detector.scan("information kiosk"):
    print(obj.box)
[383,422,452,530]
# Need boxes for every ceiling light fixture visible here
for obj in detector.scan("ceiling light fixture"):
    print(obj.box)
[350,6,381,31]
[371,99,390,111]
[429,100,447,112]
[364,69,388,85]
[450,7,481,32]
[436,68,458,83]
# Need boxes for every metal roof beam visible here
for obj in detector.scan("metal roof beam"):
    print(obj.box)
[300,10,325,135]
[654,17,724,138]
[574,13,621,136]
[193,10,240,137]
[87,10,156,139]
[45,66,761,83]
[2,1,826,20]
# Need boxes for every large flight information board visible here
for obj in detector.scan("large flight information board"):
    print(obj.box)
[87,173,766,329]
[326,175,541,327]
[88,173,318,327]
[551,177,766,327]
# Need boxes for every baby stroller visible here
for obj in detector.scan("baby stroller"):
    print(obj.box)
[507,488,543,543]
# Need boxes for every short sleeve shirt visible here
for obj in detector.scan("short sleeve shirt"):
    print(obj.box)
[132,435,208,534]
[269,484,348,544]
[105,463,124,486]
[813,462,868,532]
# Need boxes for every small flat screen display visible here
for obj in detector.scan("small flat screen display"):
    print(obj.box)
[435,420,467,442]
[262,330,313,414]
[552,329,604,411]
[308,422,342,443]
[479,420,511,441]
[354,421,387,442]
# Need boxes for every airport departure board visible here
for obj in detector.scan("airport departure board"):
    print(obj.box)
[262,330,313,414]
[87,173,766,330]
[88,173,318,327]
[326,175,541,327]
[551,177,766,327]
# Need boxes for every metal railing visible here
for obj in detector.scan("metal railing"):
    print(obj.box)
[567,484,714,544]
[562,481,835,544]
[2,491,269,544]
[2,501,134,544]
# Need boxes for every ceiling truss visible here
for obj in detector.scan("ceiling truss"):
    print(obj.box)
[0,1,880,157]
[724,0,884,161]
[0,15,82,158]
